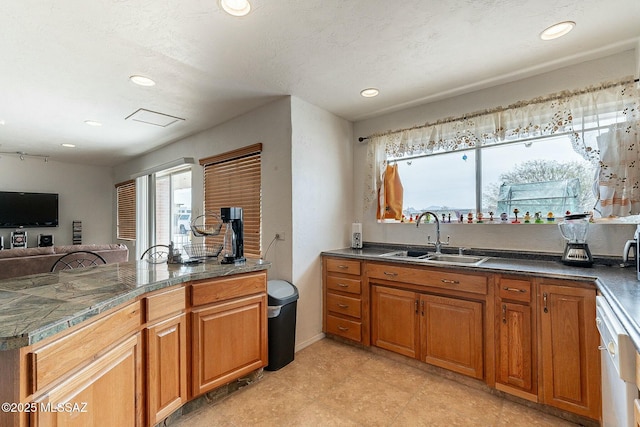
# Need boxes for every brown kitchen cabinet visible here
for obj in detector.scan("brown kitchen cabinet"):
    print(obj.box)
[144,286,188,426]
[323,257,366,344]
[420,293,484,379]
[371,285,419,358]
[190,272,268,397]
[366,261,487,380]
[28,301,144,427]
[495,276,537,401]
[31,333,143,427]
[539,281,600,420]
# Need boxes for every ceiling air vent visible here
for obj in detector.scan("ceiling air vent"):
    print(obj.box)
[125,108,185,127]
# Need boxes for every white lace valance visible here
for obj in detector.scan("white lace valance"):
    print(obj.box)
[364,78,640,215]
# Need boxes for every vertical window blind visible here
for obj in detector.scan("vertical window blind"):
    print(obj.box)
[199,143,262,258]
[115,180,136,240]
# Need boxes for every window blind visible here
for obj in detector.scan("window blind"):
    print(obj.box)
[200,143,262,258]
[115,180,136,240]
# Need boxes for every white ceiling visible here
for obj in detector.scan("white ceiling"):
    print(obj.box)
[1,0,639,166]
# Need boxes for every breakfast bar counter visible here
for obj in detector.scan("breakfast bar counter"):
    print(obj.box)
[0,259,270,351]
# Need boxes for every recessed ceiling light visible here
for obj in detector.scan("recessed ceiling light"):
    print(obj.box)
[61,143,76,148]
[220,0,251,17]
[540,21,575,40]
[129,75,156,86]
[84,120,102,127]
[360,88,379,98]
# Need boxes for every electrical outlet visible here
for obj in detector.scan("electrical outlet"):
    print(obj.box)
[275,232,285,241]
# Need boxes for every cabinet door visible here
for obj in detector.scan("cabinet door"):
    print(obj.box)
[421,294,483,379]
[147,313,187,426]
[539,284,600,419]
[191,294,267,396]
[32,333,143,427]
[497,301,535,396]
[371,285,419,358]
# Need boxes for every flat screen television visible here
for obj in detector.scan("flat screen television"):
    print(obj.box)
[0,191,59,228]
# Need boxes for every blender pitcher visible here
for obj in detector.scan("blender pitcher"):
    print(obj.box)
[558,213,593,266]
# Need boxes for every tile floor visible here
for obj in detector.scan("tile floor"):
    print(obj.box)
[171,338,581,427]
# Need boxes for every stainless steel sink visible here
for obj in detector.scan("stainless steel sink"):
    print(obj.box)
[378,251,489,266]
[422,254,489,266]
[378,250,431,259]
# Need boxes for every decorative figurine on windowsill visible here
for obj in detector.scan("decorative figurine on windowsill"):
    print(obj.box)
[546,212,555,223]
[476,212,484,223]
[467,212,474,223]
[488,211,494,222]
[534,212,544,224]
[524,211,531,223]
[512,208,520,224]
[500,212,508,222]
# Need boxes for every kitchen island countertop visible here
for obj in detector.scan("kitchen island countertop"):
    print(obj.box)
[0,259,270,350]
[322,246,640,353]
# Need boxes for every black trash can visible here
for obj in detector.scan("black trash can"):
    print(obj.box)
[265,279,299,371]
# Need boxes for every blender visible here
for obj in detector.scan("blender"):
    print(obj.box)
[558,213,593,267]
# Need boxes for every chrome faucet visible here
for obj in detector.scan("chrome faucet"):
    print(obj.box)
[416,211,450,254]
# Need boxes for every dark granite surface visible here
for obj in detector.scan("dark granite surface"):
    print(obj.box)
[322,244,640,353]
[0,259,270,350]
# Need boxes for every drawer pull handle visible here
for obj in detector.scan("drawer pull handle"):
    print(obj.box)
[441,279,459,284]
[502,304,507,324]
[383,271,398,277]
[503,287,526,293]
[337,326,349,331]
[543,292,548,313]
[336,283,349,288]
[337,265,349,269]
[337,303,349,309]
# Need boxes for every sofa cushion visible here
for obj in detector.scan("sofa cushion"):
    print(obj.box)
[54,244,127,253]
[0,246,55,259]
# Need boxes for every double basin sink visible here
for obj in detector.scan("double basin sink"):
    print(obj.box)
[378,250,489,267]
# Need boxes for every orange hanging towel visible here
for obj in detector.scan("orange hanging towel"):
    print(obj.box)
[377,163,404,220]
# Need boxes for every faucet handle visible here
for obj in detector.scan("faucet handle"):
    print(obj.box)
[441,236,451,246]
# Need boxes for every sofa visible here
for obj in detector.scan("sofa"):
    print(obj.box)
[0,244,129,281]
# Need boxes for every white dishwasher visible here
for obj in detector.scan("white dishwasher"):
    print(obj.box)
[595,296,638,427]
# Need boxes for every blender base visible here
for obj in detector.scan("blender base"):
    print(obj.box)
[561,243,593,267]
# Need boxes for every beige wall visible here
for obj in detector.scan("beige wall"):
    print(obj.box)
[352,50,639,256]
[0,157,113,247]
[291,96,353,348]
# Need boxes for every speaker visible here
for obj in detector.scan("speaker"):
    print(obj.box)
[11,231,27,249]
[38,234,54,247]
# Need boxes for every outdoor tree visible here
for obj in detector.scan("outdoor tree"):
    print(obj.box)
[482,159,595,213]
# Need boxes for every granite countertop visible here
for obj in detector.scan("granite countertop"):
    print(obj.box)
[0,259,270,351]
[322,245,640,353]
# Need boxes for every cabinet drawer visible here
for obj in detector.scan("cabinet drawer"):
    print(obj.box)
[326,292,361,318]
[367,263,487,295]
[326,258,361,276]
[326,275,361,295]
[498,278,532,303]
[326,314,361,342]
[29,301,141,394]
[145,286,186,322]
[192,272,266,306]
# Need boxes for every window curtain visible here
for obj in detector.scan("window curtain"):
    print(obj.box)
[364,78,640,217]
[595,121,640,216]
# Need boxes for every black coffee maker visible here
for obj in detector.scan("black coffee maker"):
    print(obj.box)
[220,207,245,264]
